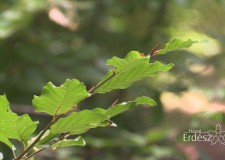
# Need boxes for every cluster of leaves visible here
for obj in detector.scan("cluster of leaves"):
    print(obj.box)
[0,39,196,160]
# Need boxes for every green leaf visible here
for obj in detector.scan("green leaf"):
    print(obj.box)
[15,114,39,141]
[95,51,173,93]
[94,41,197,93]
[51,136,85,150]
[0,95,10,112]
[3,114,38,142]
[157,39,197,54]
[0,112,20,140]
[106,51,149,71]
[36,130,58,146]
[0,134,13,148]
[0,95,38,148]
[28,130,59,150]
[106,96,156,118]
[135,96,156,105]
[50,108,108,135]
[33,79,90,115]
[50,96,155,135]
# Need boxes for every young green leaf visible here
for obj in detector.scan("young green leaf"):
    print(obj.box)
[106,96,156,118]
[0,95,38,148]
[94,39,197,94]
[157,39,197,54]
[135,96,157,105]
[95,57,173,93]
[15,115,39,141]
[0,134,13,148]
[35,130,59,147]
[50,109,108,135]
[106,51,149,71]
[0,95,10,112]
[50,136,85,150]
[50,96,155,135]
[32,79,90,115]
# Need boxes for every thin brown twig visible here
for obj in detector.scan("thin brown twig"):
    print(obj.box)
[14,115,61,160]
[148,42,162,57]
[15,68,117,159]
[24,132,70,160]
[59,132,70,140]
[88,71,116,94]
[11,70,116,160]
[88,85,96,93]
[24,148,45,160]
[110,99,119,107]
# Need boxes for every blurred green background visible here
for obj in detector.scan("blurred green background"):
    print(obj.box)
[1,0,225,159]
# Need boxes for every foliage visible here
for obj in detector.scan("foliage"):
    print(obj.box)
[0,39,196,160]
[157,39,198,55]
[1,0,225,159]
